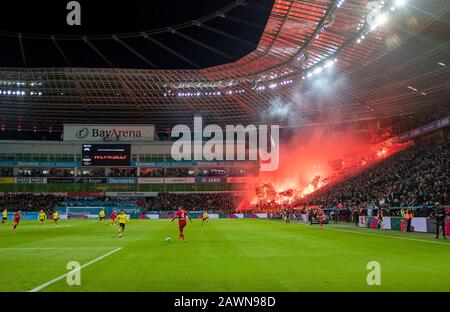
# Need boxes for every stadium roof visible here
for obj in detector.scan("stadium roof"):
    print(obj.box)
[0,0,449,135]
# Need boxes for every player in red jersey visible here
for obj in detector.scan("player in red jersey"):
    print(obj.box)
[11,210,22,232]
[171,207,192,241]
[317,207,324,229]
[110,209,118,226]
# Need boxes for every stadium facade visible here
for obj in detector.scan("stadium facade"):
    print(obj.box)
[0,0,448,215]
[0,135,259,193]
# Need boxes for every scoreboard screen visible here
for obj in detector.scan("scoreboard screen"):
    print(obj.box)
[82,144,131,166]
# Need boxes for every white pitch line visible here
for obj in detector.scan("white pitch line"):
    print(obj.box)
[0,247,115,250]
[28,247,122,292]
[299,223,450,246]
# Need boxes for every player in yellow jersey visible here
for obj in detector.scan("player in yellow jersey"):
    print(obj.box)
[97,209,106,224]
[1,209,7,225]
[52,211,59,226]
[116,210,129,238]
[38,210,47,226]
[201,211,209,226]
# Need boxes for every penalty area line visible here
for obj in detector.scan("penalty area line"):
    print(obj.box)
[28,247,122,292]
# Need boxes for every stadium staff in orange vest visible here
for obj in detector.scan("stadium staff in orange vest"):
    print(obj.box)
[377,208,383,229]
[406,209,413,232]
[404,209,409,231]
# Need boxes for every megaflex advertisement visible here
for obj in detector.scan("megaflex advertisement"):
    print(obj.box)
[195,177,227,184]
[63,124,155,142]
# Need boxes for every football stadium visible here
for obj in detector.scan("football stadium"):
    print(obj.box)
[0,0,449,296]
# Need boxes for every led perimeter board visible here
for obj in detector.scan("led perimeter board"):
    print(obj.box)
[82,144,131,166]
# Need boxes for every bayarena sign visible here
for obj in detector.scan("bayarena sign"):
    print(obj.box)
[64,124,155,142]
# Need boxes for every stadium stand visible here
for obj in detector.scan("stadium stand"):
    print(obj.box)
[301,140,450,214]
[0,194,64,213]
[146,192,241,213]
[0,192,242,215]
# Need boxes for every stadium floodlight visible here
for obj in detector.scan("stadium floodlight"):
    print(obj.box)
[313,66,323,75]
[370,13,388,31]
[395,0,406,7]
[325,60,335,68]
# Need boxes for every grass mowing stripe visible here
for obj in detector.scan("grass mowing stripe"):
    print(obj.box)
[298,223,450,246]
[28,247,122,292]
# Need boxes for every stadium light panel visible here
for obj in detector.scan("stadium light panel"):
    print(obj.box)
[313,67,323,75]
[370,13,388,31]
[325,60,334,68]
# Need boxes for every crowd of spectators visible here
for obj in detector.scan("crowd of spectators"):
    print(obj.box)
[143,192,241,213]
[300,140,449,212]
[0,193,64,213]
[1,167,257,178]
[0,192,242,214]
[140,168,255,178]
[108,168,137,177]
[17,169,74,177]
[0,168,13,177]
[140,168,164,177]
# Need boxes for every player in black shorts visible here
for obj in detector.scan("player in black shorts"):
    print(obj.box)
[1,209,7,224]
[97,208,106,224]
[116,210,129,238]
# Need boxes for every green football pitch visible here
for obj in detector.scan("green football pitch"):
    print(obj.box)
[0,218,449,292]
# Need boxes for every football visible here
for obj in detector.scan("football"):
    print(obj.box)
[165,237,171,242]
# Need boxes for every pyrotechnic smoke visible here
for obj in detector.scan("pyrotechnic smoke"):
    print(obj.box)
[259,124,368,192]
[237,70,377,210]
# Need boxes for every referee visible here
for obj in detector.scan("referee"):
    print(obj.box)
[434,203,446,240]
